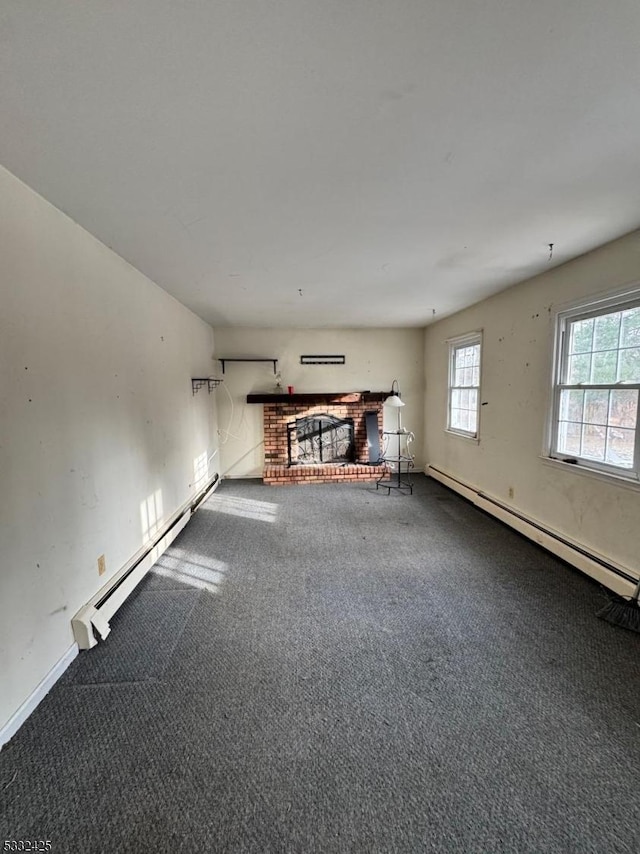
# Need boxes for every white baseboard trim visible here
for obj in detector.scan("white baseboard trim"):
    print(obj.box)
[192,471,220,510]
[0,643,78,750]
[221,473,258,480]
[426,464,637,598]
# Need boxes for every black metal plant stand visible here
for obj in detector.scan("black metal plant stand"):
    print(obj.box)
[376,430,414,494]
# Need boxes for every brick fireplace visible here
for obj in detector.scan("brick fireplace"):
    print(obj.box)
[247,391,387,485]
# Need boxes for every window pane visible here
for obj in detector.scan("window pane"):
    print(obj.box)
[621,307,640,347]
[584,389,609,426]
[581,424,605,461]
[455,366,465,387]
[618,347,640,382]
[469,344,480,367]
[567,353,591,383]
[451,389,462,409]
[451,408,476,433]
[569,318,594,354]
[557,421,581,456]
[559,389,584,422]
[468,388,478,412]
[591,350,617,383]
[593,312,621,351]
[457,345,476,369]
[609,389,638,429]
[450,409,464,431]
[471,365,480,386]
[606,427,635,468]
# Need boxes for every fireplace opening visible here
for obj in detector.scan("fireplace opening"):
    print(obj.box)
[287,413,355,466]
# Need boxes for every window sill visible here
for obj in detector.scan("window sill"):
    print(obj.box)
[539,455,640,493]
[445,429,480,444]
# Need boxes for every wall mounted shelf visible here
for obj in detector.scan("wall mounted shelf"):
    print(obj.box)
[192,378,223,395]
[218,358,278,375]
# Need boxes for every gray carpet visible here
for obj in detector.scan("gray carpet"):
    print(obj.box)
[1,476,639,853]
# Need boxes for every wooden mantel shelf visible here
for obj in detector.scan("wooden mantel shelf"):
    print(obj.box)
[246,391,388,404]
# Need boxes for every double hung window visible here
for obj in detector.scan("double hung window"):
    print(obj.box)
[448,333,482,438]
[550,291,640,480]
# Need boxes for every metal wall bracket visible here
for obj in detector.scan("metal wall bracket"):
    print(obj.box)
[192,378,223,395]
[300,354,345,365]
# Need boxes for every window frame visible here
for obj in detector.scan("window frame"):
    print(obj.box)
[548,288,640,482]
[446,331,482,440]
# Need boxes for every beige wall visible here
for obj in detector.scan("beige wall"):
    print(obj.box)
[424,230,640,574]
[0,166,219,731]
[213,328,425,478]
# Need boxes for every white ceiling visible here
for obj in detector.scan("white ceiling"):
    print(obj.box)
[2,1,640,328]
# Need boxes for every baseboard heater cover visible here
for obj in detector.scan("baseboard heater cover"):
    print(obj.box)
[72,473,219,650]
[426,465,637,598]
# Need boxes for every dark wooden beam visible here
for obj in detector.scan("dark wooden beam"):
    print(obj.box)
[246,391,388,404]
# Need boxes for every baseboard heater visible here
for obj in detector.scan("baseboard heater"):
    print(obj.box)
[426,465,637,598]
[72,473,220,650]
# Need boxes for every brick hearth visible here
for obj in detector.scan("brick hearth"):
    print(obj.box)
[263,462,386,485]
[248,391,387,485]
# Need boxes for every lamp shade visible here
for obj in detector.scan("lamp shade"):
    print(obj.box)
[384,394,405,407]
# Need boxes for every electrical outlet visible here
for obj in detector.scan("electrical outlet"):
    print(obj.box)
[98,554,106,576]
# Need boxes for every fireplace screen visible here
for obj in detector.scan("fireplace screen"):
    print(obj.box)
[288,414,355,465]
